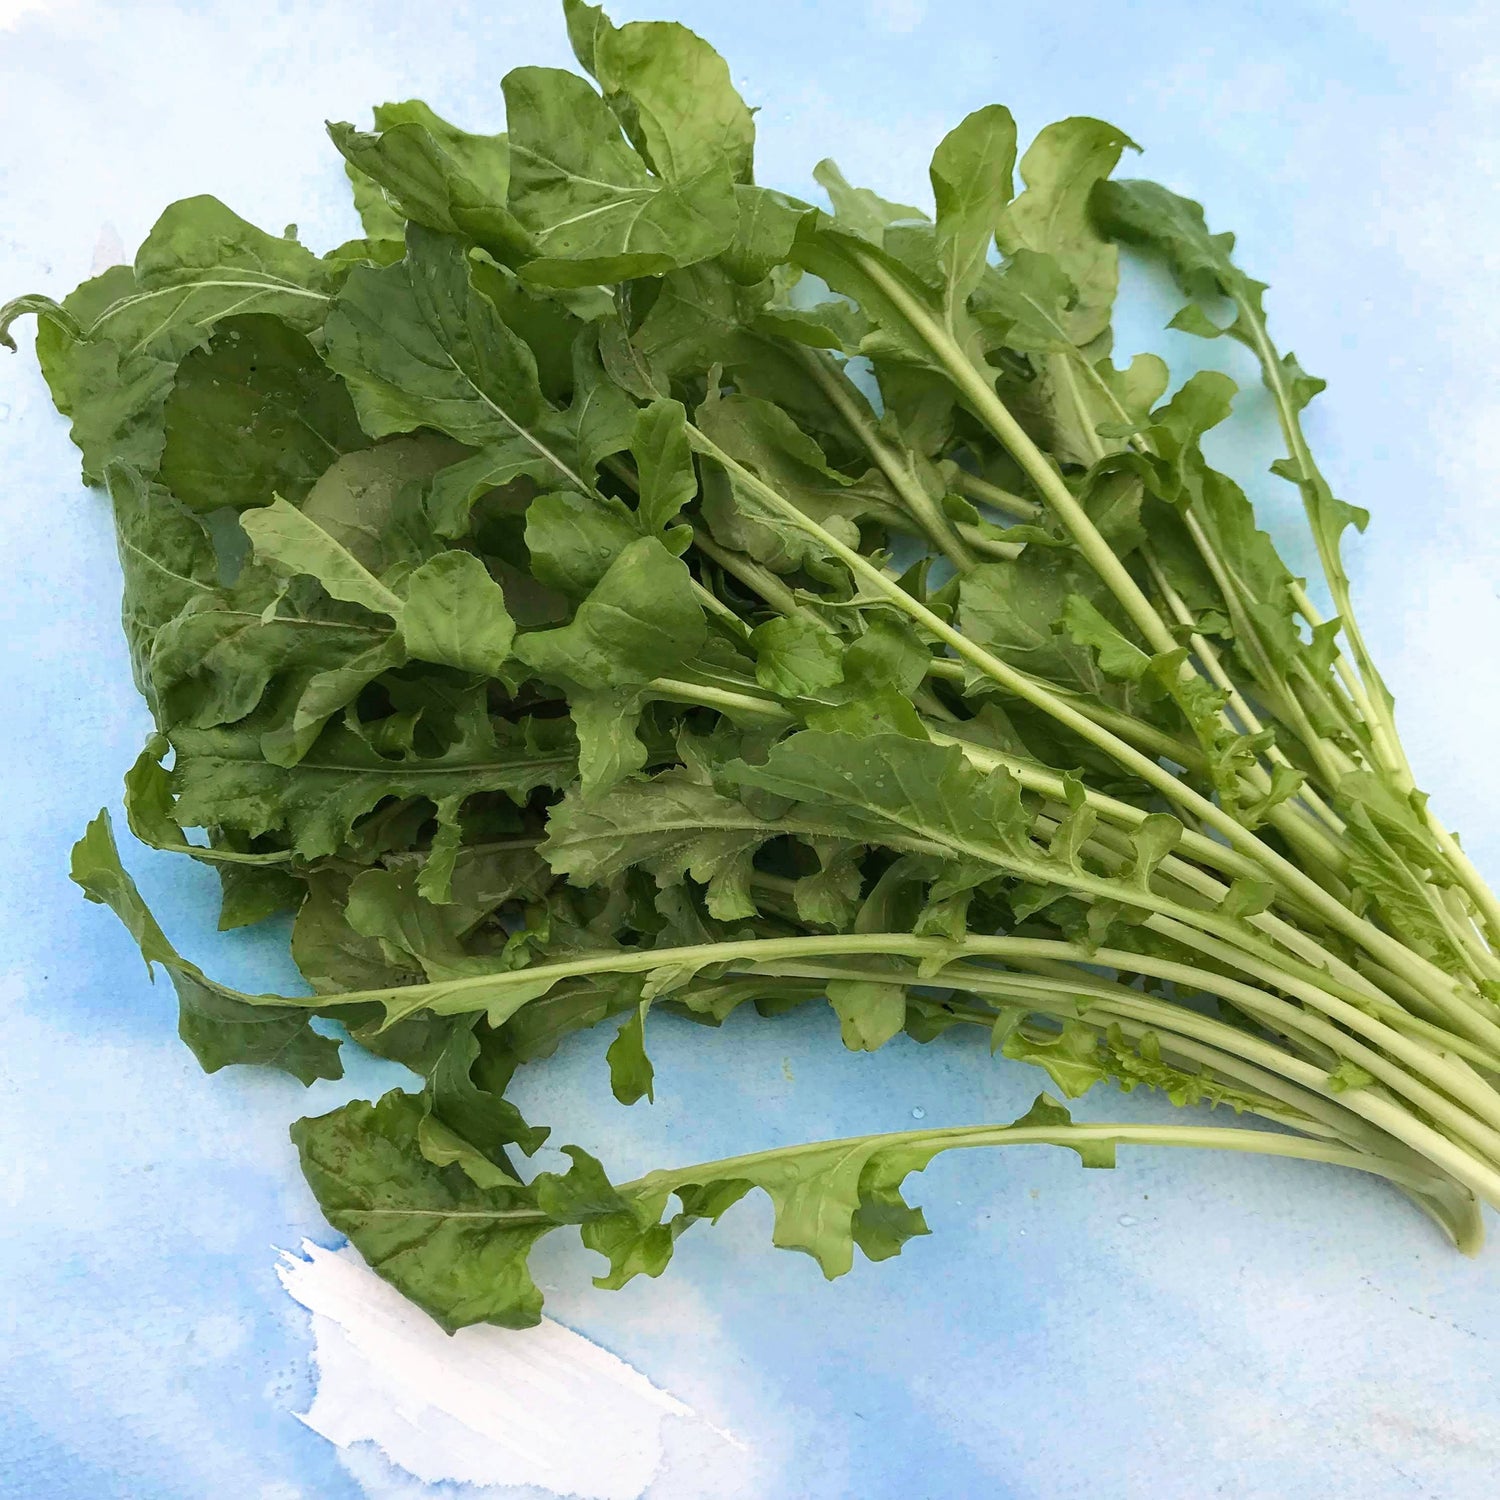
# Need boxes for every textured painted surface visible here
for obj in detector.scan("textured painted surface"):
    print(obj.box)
[2,1,1499,1497]
[276,1242,744,1499]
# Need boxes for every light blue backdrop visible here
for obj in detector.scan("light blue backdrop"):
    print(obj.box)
[3,1,1500,1496]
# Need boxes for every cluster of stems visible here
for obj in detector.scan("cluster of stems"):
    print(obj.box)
[280,228,1500,1253]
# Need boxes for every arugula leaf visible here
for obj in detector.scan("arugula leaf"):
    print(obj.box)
[812,159,926,246]
[292,1090,551,1330]
[1091,179,1371,606]
[930,105,1017,325]
[70,811,341,1083]
[542,768,785,894]
[583,9,756,185]
[302,434,468,567]
[159,314,371,513]
[246,492,522,681]
[296,1083,1130,1326]
[997,117,1136,346]
[630,396,696,534]
[502,66,737,288]
[696,391,900,572]
[323,224,587,502]
[105,464,221,713]
[171,709,573,860]
[728,731,1034,865]
[328,100,531,264]
[751,615,845,696]
[525,488,640,597]
[960,551,1137,701]
[513,535,705,690]
[4,197,338,481]
[401,549,518,676]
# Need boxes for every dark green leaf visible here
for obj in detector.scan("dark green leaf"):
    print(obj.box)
[292,1090,550,1331]
[751,614,845,696]
[513,535,706,690]
[323,224,584,492]
[328,101,531,264]
[160,314,370,513]
[70,811,340,1084]
[503,66,737,288]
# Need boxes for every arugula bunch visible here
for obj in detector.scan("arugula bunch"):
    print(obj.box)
[9,0,1500,1332]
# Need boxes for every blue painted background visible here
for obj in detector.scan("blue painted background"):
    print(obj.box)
[3,1,1500,1496]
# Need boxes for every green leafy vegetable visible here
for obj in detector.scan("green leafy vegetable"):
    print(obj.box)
[8,0,1498,1336]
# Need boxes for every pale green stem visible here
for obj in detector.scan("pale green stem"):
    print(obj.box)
[1026,812,1500,1143]
[1288,579,1398,768]
[1071,815,1500,1072]
[1235,291,1408,775]
[1053,355,1347,860]
[798,347,975,571]
[300,920,1500,1200]
[1148,559,1346,837]
[854,250,1360,892]
[907,967,1487,1179]
[691,578,751,637]
[921,979,1480,1242]
[690,528,818,623]
[1134,915,1500,1163]
[951,469,1044,522]
[926,659,1207,770]
[852,248,1184,657]
[687,421,1499,1042]
[954,523,1025,560]
[439,1118,1477,1252]
[1067,342,1363,791]
[648,677,794,724]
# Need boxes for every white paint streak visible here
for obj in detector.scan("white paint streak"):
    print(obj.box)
[277,1241,731,1500]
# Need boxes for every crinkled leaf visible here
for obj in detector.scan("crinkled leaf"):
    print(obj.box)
[70,811,340,1083]
[998,117,1136,345]
[292,1090,550,1331]
[503,66,737,288]
[514,535,706,691]
[328,101,531,264]
[172,710,574,860]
